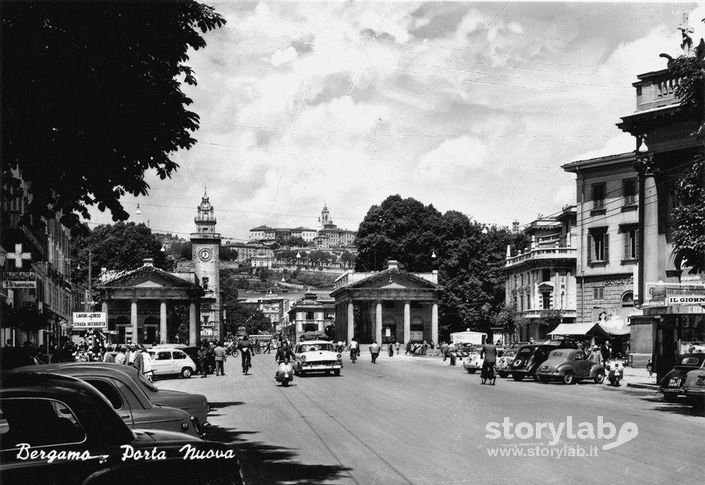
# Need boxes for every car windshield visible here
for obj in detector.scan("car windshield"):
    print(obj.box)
[301,343,334,352]
[516,348,534,359]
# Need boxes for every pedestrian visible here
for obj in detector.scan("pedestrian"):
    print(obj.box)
[214,341,226,376]
[588,346,603,366]
[127,345,137,366]
[369,341,380,364]
[142,349,154,381]
[198,343,209,378]
[600,342,610,363]
[395,341,400,355]
[114,346,127,365]
[103,345,116,363]
[388,342,394,357]
[441,341,449,361]
[132,345,145,376]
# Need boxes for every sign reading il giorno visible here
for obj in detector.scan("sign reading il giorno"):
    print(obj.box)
[72,312,107,328]
[667,294,705,305]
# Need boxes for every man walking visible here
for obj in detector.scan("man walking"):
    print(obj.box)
[369,341,380,364]
[214,341,226,376]
[350,337,359,363]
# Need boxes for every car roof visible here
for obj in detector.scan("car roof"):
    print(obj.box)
[296,340,333,346]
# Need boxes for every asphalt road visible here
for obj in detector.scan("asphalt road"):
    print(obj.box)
[158,352,705,485]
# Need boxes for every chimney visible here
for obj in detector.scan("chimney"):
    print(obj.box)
[143,258,154,267]
[387,260,399,270]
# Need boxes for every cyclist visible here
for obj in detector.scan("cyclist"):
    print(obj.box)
[238,335,253,375]
[480,338,498,384]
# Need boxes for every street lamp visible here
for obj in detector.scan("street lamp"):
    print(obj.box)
[135,204,142,215]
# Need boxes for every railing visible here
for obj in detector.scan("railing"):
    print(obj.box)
[634,71,682,112]
[506,247,577,267]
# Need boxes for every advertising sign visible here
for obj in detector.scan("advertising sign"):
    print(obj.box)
[72,312,107,329]
[2,272,36,289]
[667,295,705,305]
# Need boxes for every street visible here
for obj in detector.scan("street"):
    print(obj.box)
[158,352,705,485]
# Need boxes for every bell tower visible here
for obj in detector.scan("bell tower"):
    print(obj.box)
[190,189,222,342]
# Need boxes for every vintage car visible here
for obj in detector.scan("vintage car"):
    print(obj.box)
[682,358,705,408]
[659,353,705,402]
[18,362,210,430]
[462,347,505,374]
[0,372,243,485]
[510,343,574,381]
[14,364,203,438]
[535,349,605,384]
[496,349,517,378]
[293,340,343,376]
[147,348,198,378]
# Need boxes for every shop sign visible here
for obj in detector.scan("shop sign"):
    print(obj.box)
[667,294,705,305]
[2,272,36,289]
[72,312,107,328]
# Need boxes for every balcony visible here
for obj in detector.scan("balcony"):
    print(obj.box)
[633,70,681,113]
[506,246,577,268]
[521,309,577,320]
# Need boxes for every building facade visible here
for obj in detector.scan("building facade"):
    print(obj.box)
[331,261,439,345]
[190,190,223,341]
[505,206,578,342]
[562,153,642,356]
[284,292,335,342]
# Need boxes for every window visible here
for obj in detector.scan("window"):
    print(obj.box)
[591,183,606,211]
[542,269,551,282]
[623,228,638,260]
[593,287,604,300]
[306,311,314,320]
[156,351,171,360]
[0,398,86,448]
[173,351,186,360]
[202,277,209,290]
[85,379,123,409]
[588,229,609,263]
[621,291,634,307]
[622,178,637,206]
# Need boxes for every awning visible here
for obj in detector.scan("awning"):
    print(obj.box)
[599,318,631,336]
[549,322,610,338]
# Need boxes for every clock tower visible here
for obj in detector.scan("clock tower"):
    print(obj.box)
[191,189,222,342]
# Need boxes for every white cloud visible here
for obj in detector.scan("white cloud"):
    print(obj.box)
[270,46,298,66]
[419,135,488,171]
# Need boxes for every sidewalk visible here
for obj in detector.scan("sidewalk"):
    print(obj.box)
[622,365,659,390]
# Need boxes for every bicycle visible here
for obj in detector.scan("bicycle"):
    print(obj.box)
[481,361,496,385]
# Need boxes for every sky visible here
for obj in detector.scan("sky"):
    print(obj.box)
[87,1,704,242]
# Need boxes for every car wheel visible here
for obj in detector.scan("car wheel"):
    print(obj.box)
[181,367,193,379]
[299,370,305,377]
[562,371,574,385]
[663,393,679,403]
[538,376,549,384]
[594,371,605,384]
[512,373,523,381]
[334,369,340,376]
[498,372,508,378]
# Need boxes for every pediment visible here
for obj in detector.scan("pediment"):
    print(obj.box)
[135,280,164,288]
[101,266,198,289]
[351,270,436,290]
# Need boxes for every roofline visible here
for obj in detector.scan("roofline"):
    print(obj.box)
[561,151,635,172]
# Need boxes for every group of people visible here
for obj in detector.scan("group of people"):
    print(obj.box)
[198,337,260,377]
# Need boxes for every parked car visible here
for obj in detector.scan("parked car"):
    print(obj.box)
[510,343,573,381]
[659,353,705,402]
[293,340,343,376]
[682,359,705,408]
[462,347,505,374]
[16,362,210,429]
[14,364,203,438]
[147,348,198,378]
[535,349,605,384]
[496,349,517,378]
[0,372,243,485]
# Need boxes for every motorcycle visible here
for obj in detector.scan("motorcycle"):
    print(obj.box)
[275,360,294,386]
[605,359,624,386]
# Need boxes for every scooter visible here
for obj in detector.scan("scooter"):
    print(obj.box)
[605,359,624,387]
[275,360,294,386]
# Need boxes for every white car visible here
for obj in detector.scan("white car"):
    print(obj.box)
[147,348,197,378]
[293,340,343,376]
[463,348,483,374]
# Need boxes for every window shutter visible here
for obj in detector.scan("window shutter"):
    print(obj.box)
[624,232,628,260]
[635,230,639,259]
[604,233,609,261]
[587,234,592,263]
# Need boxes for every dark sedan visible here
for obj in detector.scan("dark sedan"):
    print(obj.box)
[535,349,605,384]
[0,372,243,485]
[510,343,575,381]
[14,364,203,438]
[659,353,705,402]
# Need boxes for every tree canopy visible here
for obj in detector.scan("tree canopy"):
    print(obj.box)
[2,1,225,228]
[72,222,171,286]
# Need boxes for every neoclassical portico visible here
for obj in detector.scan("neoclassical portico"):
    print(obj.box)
[97,260,205,345]
[331,261,439,345]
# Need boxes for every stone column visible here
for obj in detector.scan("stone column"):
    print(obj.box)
[375,301,383,344]
[130,300,138,344]
[431,303,438,345]
[189,301,198,346]
[101,301,109,321]
[642,160,659,296]
[347,301,354,343]
[404,301,411,343]
[160,301,167,344]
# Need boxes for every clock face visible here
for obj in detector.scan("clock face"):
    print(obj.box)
[198,248,212,262]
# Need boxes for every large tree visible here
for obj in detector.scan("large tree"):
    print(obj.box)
[2,2,225,228]
[72,222,171,286]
